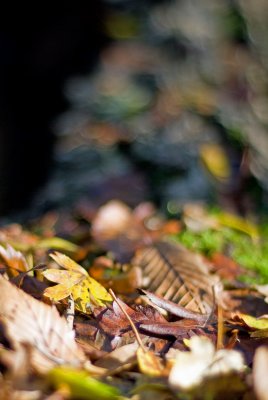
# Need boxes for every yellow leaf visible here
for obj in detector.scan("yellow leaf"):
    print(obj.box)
[43,269,83,285]
[237,313,268,331]
[50,252,87,275]
[200,144,231,181]
[43,252,112,312]
[216,213,259,242]
[44,284,73,302]
[35,237,79,253]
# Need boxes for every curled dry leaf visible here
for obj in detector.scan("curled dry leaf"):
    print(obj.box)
[0,275,86,373]
[139,289,213,324]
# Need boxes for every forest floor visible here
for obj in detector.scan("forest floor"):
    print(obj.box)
[1,1,268,399]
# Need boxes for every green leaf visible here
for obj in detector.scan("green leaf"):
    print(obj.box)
[36,237,79,253]
[238,313,268,330]
[47,366,120,400]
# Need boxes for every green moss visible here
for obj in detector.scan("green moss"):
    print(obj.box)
[178,229,223,256]
[175,221,268,284]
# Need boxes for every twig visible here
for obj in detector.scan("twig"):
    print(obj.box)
[66,294,75,331]
[217,304,224,350]
[108,289,146,352]
[200,284,218,328]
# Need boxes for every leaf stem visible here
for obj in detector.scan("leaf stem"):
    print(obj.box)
[108,288,146,352]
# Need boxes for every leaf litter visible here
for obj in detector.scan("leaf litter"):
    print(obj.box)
[0,200,268,399]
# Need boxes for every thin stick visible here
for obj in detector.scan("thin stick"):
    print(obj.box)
[217,304,224,350]
[109,289,146,352]
[66,294,75,331]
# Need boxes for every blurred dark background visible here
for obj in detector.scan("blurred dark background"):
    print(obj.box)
[1,0,268,220]
[0,1,108,215]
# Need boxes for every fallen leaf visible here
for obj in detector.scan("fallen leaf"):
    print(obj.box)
[35,237,79,253]
[139,319,203,338]
[139,289,213,324]
[0,275,86,373]
[235,313,268,331]
[169,336,245,391]
[200,143,231,182]
[43,252,112,313]
[134,240,220,313]
[47,366,120,400]
[0,244,29,277]
[210,252,245,281]
[216,212,259,242]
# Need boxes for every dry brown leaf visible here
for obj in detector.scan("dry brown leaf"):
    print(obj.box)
[0,275,86,373]
[139,289,212,323]
[133,240,221,313]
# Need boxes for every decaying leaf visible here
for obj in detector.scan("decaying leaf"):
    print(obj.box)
[0,275,86,373]
[134,239,221,313]
[43,252,112,313]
